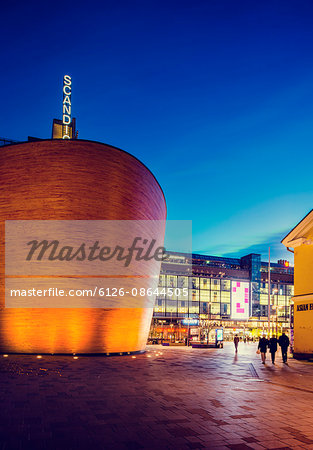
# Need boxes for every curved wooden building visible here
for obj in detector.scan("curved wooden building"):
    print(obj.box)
[0,139,166,354]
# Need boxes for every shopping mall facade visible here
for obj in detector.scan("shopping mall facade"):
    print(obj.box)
[150,251,294,343]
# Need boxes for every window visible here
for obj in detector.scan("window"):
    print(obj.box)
[221,303,230,314]
[159,275,166,287]
[167,275,177,287]
[189,277,199,289]
[189,302,198,314]
[211,303,220,314]
[278,295,285,306]
[211,279,220,290]
[166,300,177,313]
[178,301,187,313]
[200,278,210,290]
[177,289,188,301]
[211,290,220,302]
[200,291,210,302]
[190,290,199,302]
[221,291,230,303]
[221,280,230,291]
[177,276,188,288]
[278,285,286,295]
[286,285,294,296]
[155,299,165,313]
[200,302,209,314]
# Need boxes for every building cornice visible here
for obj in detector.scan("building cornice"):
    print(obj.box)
[282,209,313,247]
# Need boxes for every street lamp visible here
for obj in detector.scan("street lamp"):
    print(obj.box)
[170,322,174,343]
[272,304,283,336]
[159,320,166,343]
[271,288,279,336]
[200,302,212,345]
[186,318,191,346]
[207,301,212,344]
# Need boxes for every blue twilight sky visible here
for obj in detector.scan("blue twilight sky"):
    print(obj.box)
[2,0,313,263]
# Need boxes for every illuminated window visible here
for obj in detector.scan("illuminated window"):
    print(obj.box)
[155,299,165,313]
[200,278,210,290]
[221,280,230,291]
[159,275,166,287]
[211,279,220,290]
[177,276,188,288]
[221,303,230,314]
[278,295,285,306]
[167,276,177,287]
[200,302,209,314]
[200,291,210,302]
[189,277,199,289]
[177,289,188,300]
[211,290,220,302]
[189,301,198,314]
[190,290,199,302]
[166,300,177,313]
[211,303,220,314]
[278,285,286,295]
[221,291,230,303]
[178,301,188,313]
[286,285,294,296]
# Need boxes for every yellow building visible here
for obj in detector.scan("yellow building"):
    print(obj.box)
[282,209,313,359]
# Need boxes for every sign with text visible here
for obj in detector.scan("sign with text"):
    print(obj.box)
[182,318,199,326]
[297,303,313,311]
[62,75,72,139]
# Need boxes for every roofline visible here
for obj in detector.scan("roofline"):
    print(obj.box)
[281,209,313,247]
[1,138,167,210]
[165,250,293,267]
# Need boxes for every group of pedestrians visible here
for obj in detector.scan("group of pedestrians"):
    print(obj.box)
[257,333,290,364]
[233,332,290,364]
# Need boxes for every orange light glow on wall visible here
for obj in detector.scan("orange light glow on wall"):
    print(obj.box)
[0,140,166,354]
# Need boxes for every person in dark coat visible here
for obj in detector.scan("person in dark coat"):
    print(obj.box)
[278,332,290,363]
[269,336,278,364]
[258,336,269,364]
[234,335,239,353]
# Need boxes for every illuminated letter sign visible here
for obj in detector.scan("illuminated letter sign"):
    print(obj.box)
[62,75,72,139]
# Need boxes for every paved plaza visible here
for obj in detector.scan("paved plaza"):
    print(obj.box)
[1,342,313,450]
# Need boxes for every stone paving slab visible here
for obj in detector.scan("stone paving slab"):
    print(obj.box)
[0,343,313,449]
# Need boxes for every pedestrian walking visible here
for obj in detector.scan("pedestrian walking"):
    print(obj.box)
[258,336,269,364]
[278,332,290,363]
[269,335,278,364]
[234,335,239,353]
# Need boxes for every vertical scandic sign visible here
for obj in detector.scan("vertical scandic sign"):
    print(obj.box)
[62,75,72,139]
[231,281,250,320]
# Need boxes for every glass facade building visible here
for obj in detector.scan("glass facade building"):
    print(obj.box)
[150,252,294,341]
